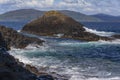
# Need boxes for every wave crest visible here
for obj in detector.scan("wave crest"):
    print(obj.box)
[84,27,115,37]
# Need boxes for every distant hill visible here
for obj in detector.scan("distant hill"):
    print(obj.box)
[0,9,45,21]
[59,10,102,22]
[0,9,102,22]
[91,14,120,22]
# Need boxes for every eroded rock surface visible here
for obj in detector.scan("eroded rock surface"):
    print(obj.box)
[0,25,44,49]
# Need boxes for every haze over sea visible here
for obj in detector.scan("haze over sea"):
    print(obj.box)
[1,21,120,80]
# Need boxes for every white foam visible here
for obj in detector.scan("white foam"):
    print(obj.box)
[85,77,120,80]
[17,30,21,32]
[9,46,120,80]
[58,39,120,47]
[98,39,120,44]
[8,36,120,80]
[53,33,64,38]
[84,27,115,37]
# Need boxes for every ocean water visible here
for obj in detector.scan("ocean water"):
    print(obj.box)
[81,22,120,33]
[0,21,120,80]
[0,21,28,30]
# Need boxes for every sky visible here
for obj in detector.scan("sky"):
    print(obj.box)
[0,0,120,16]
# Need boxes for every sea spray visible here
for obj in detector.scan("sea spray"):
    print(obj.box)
[84,27,115,37]
[9,37,120,80]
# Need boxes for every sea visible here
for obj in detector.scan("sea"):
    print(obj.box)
[0,21,120,80]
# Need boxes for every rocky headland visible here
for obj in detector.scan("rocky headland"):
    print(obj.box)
[0,33,37,80]
[22,11,110,41]
[0,25,68,80]
[0,30,56,80]
[0,25,44,49]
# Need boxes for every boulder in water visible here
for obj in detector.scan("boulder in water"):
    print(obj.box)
[112,34,120,39]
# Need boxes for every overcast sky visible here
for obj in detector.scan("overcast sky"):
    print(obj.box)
[0,0,120,16]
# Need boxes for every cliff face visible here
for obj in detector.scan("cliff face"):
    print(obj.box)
[0,32,37,80]
[22,11,109,41]
[0,31,56,80]
[0,33,9,50]
[0,53,37,80]
[0,25,44,49]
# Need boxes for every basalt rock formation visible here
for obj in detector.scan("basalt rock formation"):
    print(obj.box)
[22,11,110,41]
[0,25,44,49]
[0,33,9,50]
[0,33,37,80]
[0,52,38,80]
[0,32,55,80]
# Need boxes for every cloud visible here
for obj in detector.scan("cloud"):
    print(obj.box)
[0,0,54,8]
[55,0,120,15]
[0,0,120,15]
[63,0,78,3]
[0,0,9,4]
[0,0,55,13]
[23,0,54,7]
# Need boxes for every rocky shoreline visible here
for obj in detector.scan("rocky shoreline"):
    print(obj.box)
[0,25,68,80]
[0,26,54,80]
[0,25,44,49]
[0,10,120,80]
[0,32,36,80]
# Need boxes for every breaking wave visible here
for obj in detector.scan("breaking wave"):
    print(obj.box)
[9,37,120,80]
[84,27,115,37]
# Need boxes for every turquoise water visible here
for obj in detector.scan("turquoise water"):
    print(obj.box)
[9,37,120,80]
[1,21,120,80]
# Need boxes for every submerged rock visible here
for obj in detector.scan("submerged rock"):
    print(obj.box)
[0,25,44,49]
[112,34,120,39]
[22,11,110,41]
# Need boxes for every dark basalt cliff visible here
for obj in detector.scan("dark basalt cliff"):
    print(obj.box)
[22,11,109,41]
[0,25,67,80]
[0,33,9,50]
[0,33,37,80]
[0,53,38,80]
[0,32,55,80]
[0,25,44,49]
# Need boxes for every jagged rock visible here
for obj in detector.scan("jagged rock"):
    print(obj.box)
[0,33,9,50]
[25,64,40,75]
[22,11,110,41]
[112,34,120,39]
[0,34,37,80]
[0,52,37,80]
[0,28,43,79]
[0,34,56,80]
[0,25,44,49]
